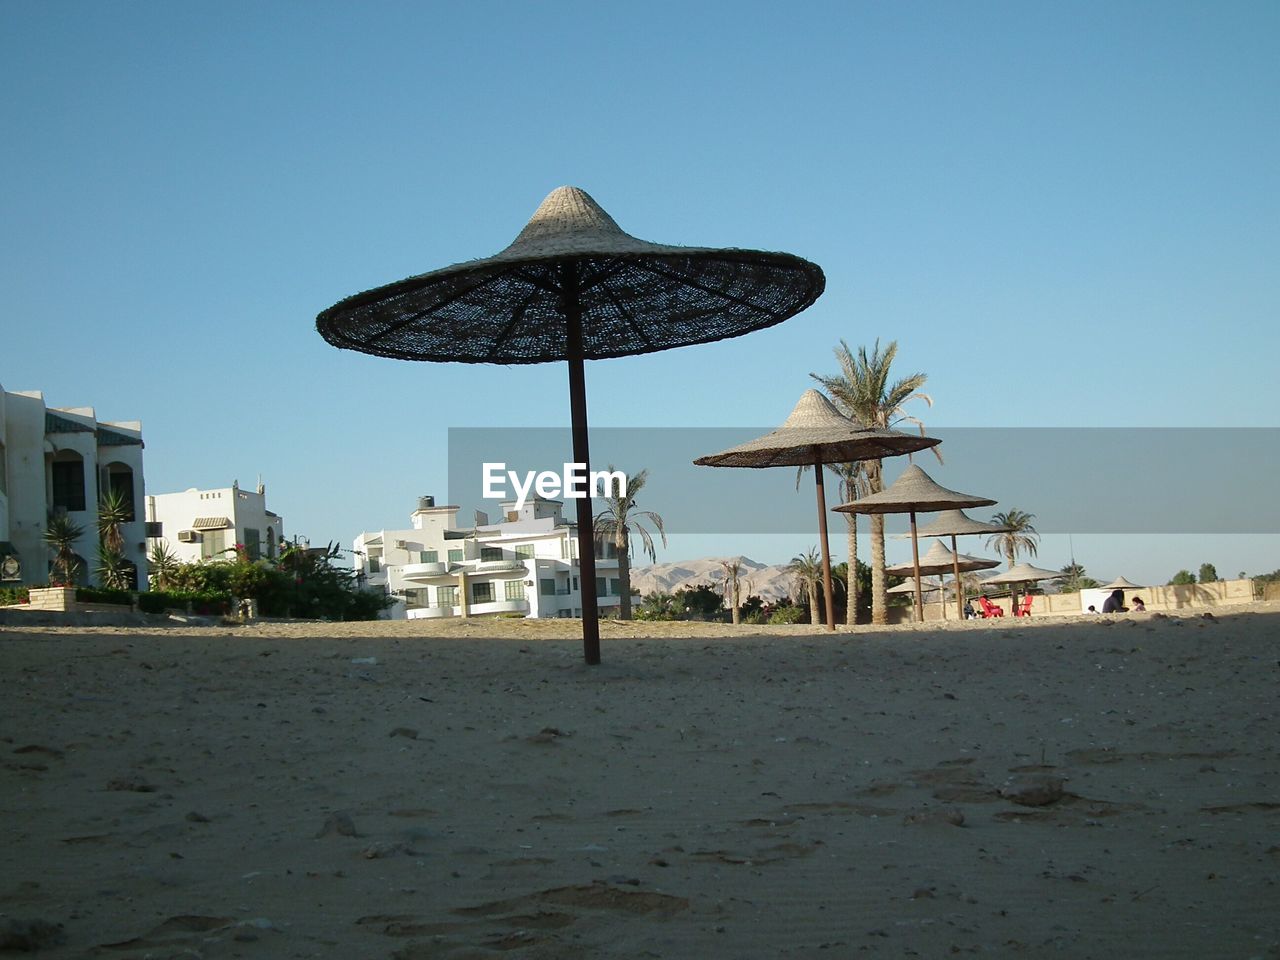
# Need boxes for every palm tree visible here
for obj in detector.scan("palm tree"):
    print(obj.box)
[96,546,133,590]
[593,466,666,620]
[43,514,86,586]
[985,509,1039,568]
[96,487,130,555]
[148,541,181,591]
[787,547,824,625]
[718,558,750,625]
[812,339,936,625]
[635,591,681,621]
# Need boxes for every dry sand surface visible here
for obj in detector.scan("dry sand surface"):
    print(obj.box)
[2,609,1278,958]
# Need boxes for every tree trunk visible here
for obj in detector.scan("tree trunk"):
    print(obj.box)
[845,512,859,626]
[870,514,887,625]
[731,581,740,625]
[808,582,820,625]
[616,530,632,620]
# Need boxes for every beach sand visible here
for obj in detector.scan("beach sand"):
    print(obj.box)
[2,608,1277,958]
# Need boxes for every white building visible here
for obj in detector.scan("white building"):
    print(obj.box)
[354,495,622,620]
[0,384,147,588]
[146,481,285,563]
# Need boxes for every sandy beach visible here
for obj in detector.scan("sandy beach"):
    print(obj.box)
[2,609,1278,958]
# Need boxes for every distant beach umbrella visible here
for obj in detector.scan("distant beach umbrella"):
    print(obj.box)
[887,576,945,596]
[896,509,1012,619]
[1100,575,1144,590]
[885,540,1000,619]
[981,562,1067,614]
[835,465,995,623]
[317,186,825,664]
[694,389,938,631]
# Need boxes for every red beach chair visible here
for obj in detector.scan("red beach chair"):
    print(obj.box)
[1015,595,1034,617]
[977,596,1004,618]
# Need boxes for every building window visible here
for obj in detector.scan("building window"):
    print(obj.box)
[105,464,136,521]
[243,528,261,561]
[539,578,556,596]
[472,581,493,604]
[481,547,503,562]
[448,549,464,563]
[506,511,518,522]
[51,455,86,512]
[610,578,622,597]
[515,543,535,559]
[505,580,526,601]
[420,550,438,563]
[201,528,227,560]
[266,527,276,559]
[572,576,578,591]
[437,585,457,607]
[367,557,381,574]
[596,576,608,596]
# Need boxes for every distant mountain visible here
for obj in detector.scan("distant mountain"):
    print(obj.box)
[630,556,797,603]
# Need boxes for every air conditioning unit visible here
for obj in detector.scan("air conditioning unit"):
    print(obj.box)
[177,530,200,543]
[394,540,407,550]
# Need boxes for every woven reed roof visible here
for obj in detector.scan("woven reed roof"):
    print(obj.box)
[316,186,825,364]
[834,464,996,515]
[1100,575,1144,590]
[887,576,945,595]
[982,562,1066,584]
[694,390,939,468]
[895,508,1011,539]
[886,540,1001,576]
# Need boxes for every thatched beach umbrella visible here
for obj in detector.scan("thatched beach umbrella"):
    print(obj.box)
[898,509,1011,618]
[693,389,938,630]
[835,465,995,623]
[886,539,1000,619]
[317,186,825,664]
[887,576,945,596]
[1100,575,1144,591]
[982,562,1067,614]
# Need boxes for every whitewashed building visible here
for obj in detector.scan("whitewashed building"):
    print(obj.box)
[146,481,285,563]
[354,495,622,620]
[0,384,147,588]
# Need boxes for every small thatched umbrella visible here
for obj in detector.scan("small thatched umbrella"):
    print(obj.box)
[1100,575,1144,590]
[318,186,825,664]
[886,540,1000,619]
[835,465,995,622]
[898,509,1011,618]
[693,389,938,630]
[982,562,1067,615]
[888,576,945,597]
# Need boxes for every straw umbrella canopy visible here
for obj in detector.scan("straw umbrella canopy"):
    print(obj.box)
[982,562,1067,612]
[888,576,944,596]
[317,186,825,665]
[1100,575,1144,590]
[835,465,995,622]
[886,540,1000,618]
[897,509,1012,618]
[693,389,939,631]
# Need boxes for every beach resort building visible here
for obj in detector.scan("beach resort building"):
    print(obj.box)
[146,481,285,563]
[354,496,622,620]
[0,384,148,588]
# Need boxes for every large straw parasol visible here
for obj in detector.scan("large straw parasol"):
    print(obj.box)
[885,540,1000,618]
[835,465,995,622]
[318,187,825,664]
[1100,575,1144,591]
[693,389,939,630]
[897,509,1011,619]
[982,562,1067,614]
[887,576,945,596]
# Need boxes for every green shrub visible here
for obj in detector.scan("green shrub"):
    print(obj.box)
[75,587,133,606]
[767,604,806,625]
[137,590,231,615]
[0,587,30,606]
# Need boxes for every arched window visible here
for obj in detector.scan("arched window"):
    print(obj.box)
[50,451,87,512]
[104,462,136,521]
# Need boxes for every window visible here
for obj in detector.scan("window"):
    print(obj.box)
[106,465,136,521]
[367,557,381,574]
[420,550,438,563]
[437,585,457,607]
[596,577,608,596]
[540,578,556,596]
[472,581,494,603]
[572,576,578,591]
[481,547,503,562]
[448,549,464,563]
[202,528,226,559]
[505,580,526,601]
[610,578,622,597]
[515,543,535,559]
[266,527,276,559]
[243,528,261,561]
[51,456,86,512]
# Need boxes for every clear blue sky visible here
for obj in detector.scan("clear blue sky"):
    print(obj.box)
[3,1,1277,583]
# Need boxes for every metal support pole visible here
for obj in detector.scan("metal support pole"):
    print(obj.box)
[563,264,601,665]
[951,533,963,620]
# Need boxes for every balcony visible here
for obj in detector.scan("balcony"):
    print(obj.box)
[406,598,529,620]
[400,561,452,581]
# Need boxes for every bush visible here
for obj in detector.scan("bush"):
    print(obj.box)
[0,587,30,606]
[768,604,807,625]
[137,590,231,615]
[75,587,133,606]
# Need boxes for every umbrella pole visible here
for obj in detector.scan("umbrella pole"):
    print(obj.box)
[563,266,601,665]
[951,533,963,620]
[910,510,924,623]
[813,458,835,631]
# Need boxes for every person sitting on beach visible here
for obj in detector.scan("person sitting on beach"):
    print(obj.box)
[1131,596,1146,612]
[1101,589,1127,614]
[964,600,976,619]
[1086,604,1099,614]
